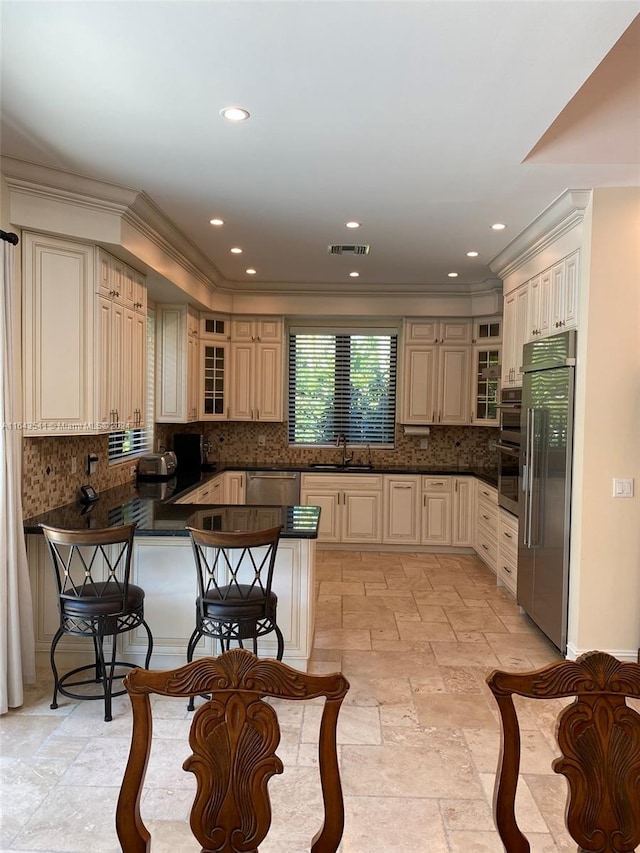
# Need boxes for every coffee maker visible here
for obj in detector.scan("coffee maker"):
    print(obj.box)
[172,433,204,472]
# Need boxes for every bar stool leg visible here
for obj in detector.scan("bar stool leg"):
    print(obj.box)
[49,627,64,710]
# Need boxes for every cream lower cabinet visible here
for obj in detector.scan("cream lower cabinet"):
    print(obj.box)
[497,508,518,596]
[383,475,421,544]
[451,476,475,546]
[421,477,452,545]
[174,471,245,505]
[301,473,383,544]
[474,482,499,573]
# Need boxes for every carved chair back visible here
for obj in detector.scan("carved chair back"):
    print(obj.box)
[487,651,640,852]
[116,649,350,853]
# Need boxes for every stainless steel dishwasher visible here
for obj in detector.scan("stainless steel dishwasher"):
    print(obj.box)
[245,471,301,505]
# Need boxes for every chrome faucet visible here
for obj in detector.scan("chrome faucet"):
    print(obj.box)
[335,433,353,467]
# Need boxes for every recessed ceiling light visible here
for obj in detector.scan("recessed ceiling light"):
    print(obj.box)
[448,272,459,278]
[209,218,224,226]
[349,271,360,278]
[345,221,361,229]
[220,106,250,122]
[466,251,479,257]
[491,223,506,231]
[246,268,257,275]
[230,247,243,254]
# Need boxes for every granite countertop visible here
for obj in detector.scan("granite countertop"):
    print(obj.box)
[23,464,497,538]
[23,480,321,539]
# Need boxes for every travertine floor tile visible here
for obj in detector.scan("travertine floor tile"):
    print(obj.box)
[4,547,569,852]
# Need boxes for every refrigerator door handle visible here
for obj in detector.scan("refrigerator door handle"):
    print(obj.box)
[526,407,536,548]
[523,407,535,547]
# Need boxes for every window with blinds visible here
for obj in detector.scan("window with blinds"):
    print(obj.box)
[288,331,397,445]
[108,311,155,463]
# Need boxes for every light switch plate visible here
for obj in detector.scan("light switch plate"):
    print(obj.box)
[612,478,634,498]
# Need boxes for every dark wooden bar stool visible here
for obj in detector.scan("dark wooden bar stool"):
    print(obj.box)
[40,523,153,722]
[185,525,284,710]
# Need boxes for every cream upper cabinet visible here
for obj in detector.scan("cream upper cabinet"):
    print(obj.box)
[551,251,579,332]
[231,317,282,343]
[229,316,283,422]
[503,251,580,387]
[156,304,200,423]
[471,344,501,426]
[471,317,501,345]
[186,310,200,423]
[301,473,383,544]
[23,234,146,435]
[404,319,471,345]
[383,475,421,544]
[23,234,95,435]
[501,285,529,387]
[95,249,147,429]
[401,319,471,425]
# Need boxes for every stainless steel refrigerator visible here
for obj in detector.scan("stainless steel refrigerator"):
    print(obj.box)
[518,330,576,654]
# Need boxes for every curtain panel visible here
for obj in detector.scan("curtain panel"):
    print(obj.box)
[1,235,36,713]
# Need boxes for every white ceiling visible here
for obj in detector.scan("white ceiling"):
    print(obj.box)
[1,1,639,295]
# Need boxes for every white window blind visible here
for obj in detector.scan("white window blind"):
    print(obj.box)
[108,311,155,463]
[288,331,397,445]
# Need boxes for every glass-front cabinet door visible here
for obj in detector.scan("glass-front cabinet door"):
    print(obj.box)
[471,345,500,426]
[201,342,228,419]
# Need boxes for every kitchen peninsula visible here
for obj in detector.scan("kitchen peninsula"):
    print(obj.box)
[24,484,321,672]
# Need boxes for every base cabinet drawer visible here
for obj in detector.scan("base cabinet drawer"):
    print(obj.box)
[497,508,518,596]
[498,554,517,595]
[476,525,498,573]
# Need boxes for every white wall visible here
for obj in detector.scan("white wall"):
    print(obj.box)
[569,187,640,658]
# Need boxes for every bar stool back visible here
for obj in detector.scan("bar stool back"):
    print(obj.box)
[185,525,285,700]
[40,523,153,722]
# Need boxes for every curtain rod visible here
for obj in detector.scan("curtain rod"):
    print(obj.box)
[0,230,19,245]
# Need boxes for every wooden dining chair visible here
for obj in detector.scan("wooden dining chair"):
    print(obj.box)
[116,648,349,853]
[487,650,640,852]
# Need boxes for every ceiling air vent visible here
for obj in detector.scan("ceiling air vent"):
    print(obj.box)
[327,244,370,255]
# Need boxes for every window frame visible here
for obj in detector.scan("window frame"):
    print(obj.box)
[287,322,399,448]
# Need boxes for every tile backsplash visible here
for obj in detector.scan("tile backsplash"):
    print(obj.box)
[22,434,135,518]
[156,422,498,473]
[23,422,498,518]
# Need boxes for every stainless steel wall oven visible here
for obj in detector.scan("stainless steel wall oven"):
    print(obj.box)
[495,387,521,515]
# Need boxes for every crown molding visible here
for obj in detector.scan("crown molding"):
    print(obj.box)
[489,189,591,279]
[1,156,225,291]
[226,276,503,298]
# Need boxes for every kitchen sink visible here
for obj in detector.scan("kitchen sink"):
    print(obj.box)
[309,463,343,469]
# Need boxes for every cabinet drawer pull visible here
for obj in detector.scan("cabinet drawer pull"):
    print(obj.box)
[503,531,513,539]
[503,565,512,574]
[482,514,490,520]
[482,544,489,551]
